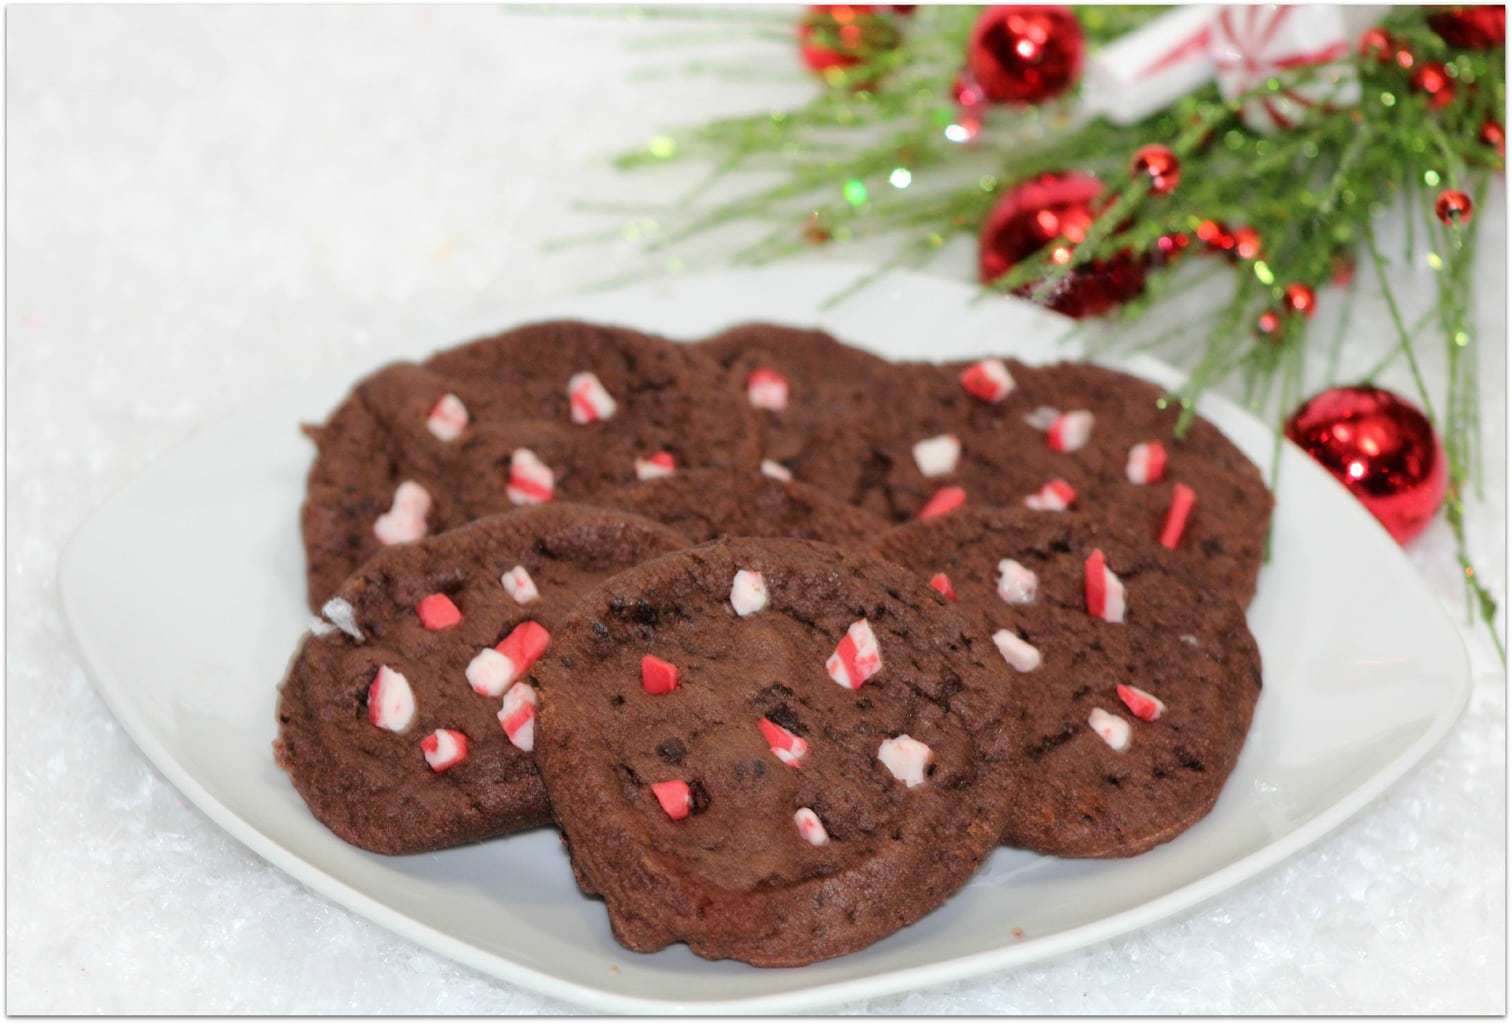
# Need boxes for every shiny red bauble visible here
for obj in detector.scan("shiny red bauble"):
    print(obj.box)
[1284,283,1317,317]
[798,5,900,77]
[1411,62,1456,109]
[1256,310,1281,336]
[1435,188,1474,225]
[1480,119,1505,156]
[966,6,1085,105]
[1131,144,1181,195]
[1285,386,1447,544]
[1359,27,1397,61]
[1428,6,1506,50]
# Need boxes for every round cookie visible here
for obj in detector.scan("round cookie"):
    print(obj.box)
[532,538,1017,966]
[872,507,1262,858]
[275,504,688,855]
[586,467,889,549]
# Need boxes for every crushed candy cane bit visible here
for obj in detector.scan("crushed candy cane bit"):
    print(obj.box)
[1023,479,1076,511]
[635,450,676,480]
[421,729,468,772]
[758,717,809,767]
[426,393,468,442]
[1126,441,1167,485]
[1089,707,1132,751]
[793,807,829,845]
[993,628,1041,672]
[877,735,932,787]
[417,593,462,630]
[1083,549,1127,623]
[912,434,961,477]
[651,780,693,820]
[746,368,790,411]
[567,371,617,424]
[498,682,539,752]
[760,459,793,482]
[1160,483,1197,550]
[1047,410,1094,453]
[320,597,363,641]
[929,572,957,601]
[730,569,768,617]
[501,565,540,605]
[995,558,1038,605]
[826,619,882,690]
[959,358,1015,403]
[918,485,966,520]
[368,665,416,733]
[466,621,551,697]
[1116,683,1166,722]
[374,480,431,545]
[641,654,680,696]
[507,448,555,506]
[1023,405,1061,431]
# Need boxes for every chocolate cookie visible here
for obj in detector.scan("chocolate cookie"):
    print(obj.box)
[873,508,1262,858]
[532,538,1017,966]
[275,503,687,855]
[587,467,889,549]
[300,321,760,610]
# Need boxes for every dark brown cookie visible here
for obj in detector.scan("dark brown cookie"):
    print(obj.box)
[532,538,1017,967]
[300,321,761,610]
[872,508,1262,858]
[275,504,687,855]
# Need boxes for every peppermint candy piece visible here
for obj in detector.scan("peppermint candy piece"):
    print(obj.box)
[758,717,809,767]
[466,620,551,697]
[498,681,539,752]
[995,558,1038,605]
[651,779,693,820]
[929,572,957,601]
[426,393,468,442]
[500,565,540,605]
[1083,549,1127,623]
[1116,683,1166,722]
[826,619,883,690]
[912,434,961,477]
[993,628,1041,672]
[507,448,555,506]
[1047,410,1094,453]
[1088,707,1131,752]
[374,480,431,545]
[641,654,680,696]
[746,367,790,411]
[760,459,793,482]
[635,451,676,480]
[1023,405,1061,431]
[320,597,363,641]
[877,734,932,787]
[1023,479,1076,511]
[959,358,1015,403]
[730,569,768,617]
[1126,441,1167,485]
[367,665,416,733]
[918,485,966,520]
[421,728,468,772]
[1160,483,1197,550]
[793,807,829,846]
[417,593,462,631]
[567,371,617,425]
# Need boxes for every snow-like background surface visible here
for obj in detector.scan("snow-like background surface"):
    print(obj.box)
[6,6,1505,1013]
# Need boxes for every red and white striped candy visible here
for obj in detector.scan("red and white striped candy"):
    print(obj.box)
[1125,441,1167,485]
[993,628,1041,672]
[1160,483,1197,550]
[498,681,539,752]
[760,459,793,482]
[877,734,932,787]
[374,480,431,545]
[1083,549,1126,623]
[959,358,1015,403]
[1088,707,1131,752]
[730,569,768,617]
[426,393,468,442]
[793,807,829,845]
[746,368,790,411]
[1047,410,1094,453]
[996,558,1038,605]
[507,448,555,506]
[501,565,540,605]
[567,371,617,425]
[1116,683,1165,722]
[651,779,693,820]
[368,665,416,732]
[918,485,966,520]
[641,654,680,695]
[912,434,961,477]
[929,572,957,601]
[421,728,468,772]
[1023,479,1076,511]
[1023,405,1061,431]
[417,592,462,630]
[826,619,882,690]
[758,717,809,766]
[635,450,676,480]
[466,620,551,697]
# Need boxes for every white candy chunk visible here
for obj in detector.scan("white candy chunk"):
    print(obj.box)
[1094,565,1127,624]
[309,617,337,637]
[507,447,554,506]
[466,648,516,698]
[730,569,769,617]
[760,459,793,482]
[995,558,1038,605]
[368,665,416,733]
[501,565,540,605]
[747,368,790,411]
[1125,440,1166,485]
[635,452,676,480]
[374,480,432,545]
[1048,410,1094,452]
[426,393,468,442]
[497,681,540,751]
[320,597,364,641]
[1024,405,1061,430]
[993,628,1041,673]
[421,729,467,772]
[877,735,932,787]
[912,434,961,477]
[1089,707,1132,752]
[567,371,618,424]
[793,807,830,846]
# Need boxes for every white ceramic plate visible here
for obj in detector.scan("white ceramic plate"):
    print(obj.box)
[59,265,1470,1013]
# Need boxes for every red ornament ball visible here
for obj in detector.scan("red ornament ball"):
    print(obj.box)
[967,5,1085,106]
[798,5,900,79]
[1153,231,1191,265]
[978,171,1145,319]
[1231,225,1263,261]
[1480,119,1505,156]
[1359,27,1397,61]
[1130,144,1180,195]
[1435,188,1474,225]
[1285,386,1447,544]
[1256,310,1281,336]
[1283,283,1317,317]
[1411,62,1456,109]
[1428,6,1506,50]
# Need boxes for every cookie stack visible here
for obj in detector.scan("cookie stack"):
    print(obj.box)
[275,321,1270,966]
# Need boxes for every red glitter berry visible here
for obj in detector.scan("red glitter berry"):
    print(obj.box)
[1257,310,1281,336]
[1435,189,1474,225]
[1359,26,1396,61]
[1130,144,1180,195]
[1283,283,1317,318]
[1412,62,1456,109]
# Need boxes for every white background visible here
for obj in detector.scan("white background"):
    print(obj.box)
[6,5,1506,1013]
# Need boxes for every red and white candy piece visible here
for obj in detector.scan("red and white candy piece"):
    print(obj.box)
[374,480,431,545]
[877,734,932,787]
[650,780,693,820]
[1047,410,1094,453]
[995,558,1038,605]
[426,393,468,442]
[641,654,680,696]
[507,448,555,506]
[567,371,617,425]
[760,459,793,482]
[758,717,809,767]
[367,665,416,733]
[959,358,1015,403]
[746,367,790,411]
[826,618,882,690]
[1088,707,1131,752]
[793,807,829,846]
[993,628,1041,673]
[1023,479,1076,511]
[730,569,768,617]
[929,572,957,601]
[417,592,462,630]
[1125,441,1167,485]
[918,485,966,520]
[1160,483,1197,550]
[500,565,540,605]
[912,434,961,477]
[466,620,551,697]
[498,681,538,752]
[1023,405,1061,430]
[1083,549,1127,623]
[635,450,676,480]
[420,728,468,772]
[1116,683,1166,722]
